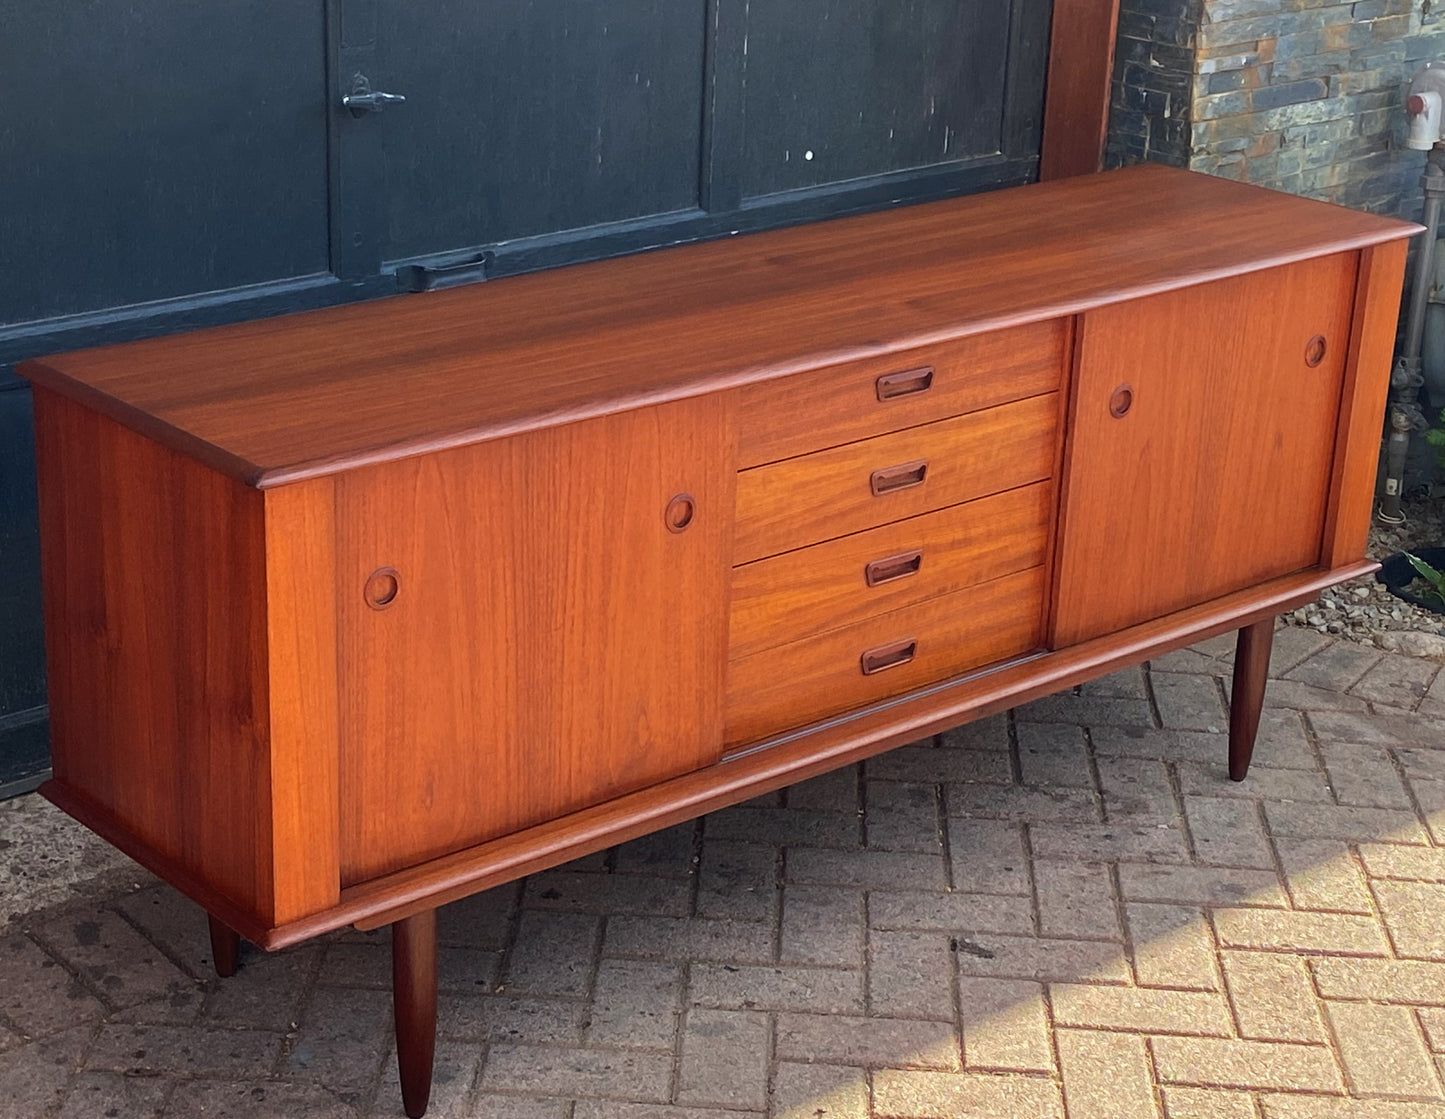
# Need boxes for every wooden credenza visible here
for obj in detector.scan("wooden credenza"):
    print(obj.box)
[18,165,1416,1116]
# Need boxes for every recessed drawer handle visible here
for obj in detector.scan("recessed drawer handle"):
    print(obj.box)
[876,365,934,400]
[870,459,928,495]
[865,549,923,587]
[860,638,917,675]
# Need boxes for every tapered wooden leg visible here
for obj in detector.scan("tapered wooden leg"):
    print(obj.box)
[1229,618,1274,782]
[392,908,438,1119]
[208,914,240,978]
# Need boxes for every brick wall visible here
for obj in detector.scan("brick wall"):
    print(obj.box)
[1106,0,1445,221]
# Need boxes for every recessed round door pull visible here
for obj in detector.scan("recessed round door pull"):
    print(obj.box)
[364,567,400,610]
[665,493,696,533]
[1305,334,1327,368]
[1109,383,1134,419]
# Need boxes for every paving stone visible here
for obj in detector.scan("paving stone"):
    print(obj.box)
[1350,654,1439,711]
[438,994,584,1044]
[1094,712,1315,771]
[1416,781,1445,847]
[573,1104,737,1119]
[0,931,107,1037]
[1374,880,1445,961]
[1310,710,1445,751]
[1258,678,1372,712]
[872,1069,1065,1118]
[771,1062,869,1119]
[1151,1035,1342,1092]
[282,986,391,1104]
[689,963,864,1014]
[1082,665,1149,699]
[868,745,1013,785]
[585,958,681,1049]
[0,1028,89,1119]
[1150,648,1229,675]
[1312,958,1445,1004]
[34,908,198,1011]
[869,930,956,1021]
[1285,641,1385,691]
[436,884,519,950]
[945,784,1098,825]
[1162,1086,1258,1119]
[1266,627,1333,675]
[939,714,1011,751]
[945,819,1032,896]
[523,871,691,916]
[1125,903,1218,991]
[111,885,215,978]
[695,841,778,922]
[780,885,864,967]
[866,889,1035,937]
[1261,1098,1445,1119]
[87,1021,282,1079]
[1397,748,1445,786]
[1361,844,1445,883]
[775,1011,960,1070]
[1034,860,1119,940]
[1015,722,1094,788]
[1273,837,1374,914]
[1323,742,1415,809]
[370,1038,480,1119]
[1184,796,1275,869]
[1220,950,1327,1043]
[500,911,600,997]
[319,941,499,997]
[602,916,775,963]
[703,806,862,849]
[1050,984,1232,1036]
[1153,672,1228,733]
[1116,863,1288,908]
[1214,906,1389,956]
[55,1070,170,1119]
[957,976,1052,1072]
[1421,1009,1445,1054]
[865,781,943,853]
[1013,692,1154,729]
[204,943,319,1030]
[1028,823,1190,864]
[786,847,946,891]
[1264,801,1429,845]
[787,765,863,813]
[1056,1028,1161,1119]
[676,1008,769,1110]
[1096,757,1178,820]
[1177,760,1333,803]
[481,1044,673,1102]
[612,822,699,877]
[952,933,1129,983]
[1325,999,1443,1101]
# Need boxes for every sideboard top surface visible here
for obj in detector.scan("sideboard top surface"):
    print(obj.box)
[19,164,1418,489]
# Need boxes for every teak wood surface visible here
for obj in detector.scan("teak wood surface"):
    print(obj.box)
[18,166,1412,490]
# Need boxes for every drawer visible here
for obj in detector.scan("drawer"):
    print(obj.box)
[725,565,1045,748]
[738,319,1069,468]
[734,392,1058,564]
[729,482,1050,660]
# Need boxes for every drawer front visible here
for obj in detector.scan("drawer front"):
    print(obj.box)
[735,392,1058,564]
[730,482,1050,660]
[738,319,1069,468]
[725,566,1045,748]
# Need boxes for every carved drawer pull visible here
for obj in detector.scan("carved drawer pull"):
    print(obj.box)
[364,567,400,610]
[870,459,928,495]
[1109,383,1134,419]
[1305,334,1327,367]
[875,365,934,401]
[864,549,923,587]
[665,493,696,533]
[860,638,918,675]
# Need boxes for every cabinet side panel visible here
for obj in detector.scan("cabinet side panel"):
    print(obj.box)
[337,395,735,884]
[263,480,341,923]
[32,389,274,919]
[1321,239,1409,568]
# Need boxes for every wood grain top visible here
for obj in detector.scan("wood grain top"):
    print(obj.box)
[18,164,1418,488]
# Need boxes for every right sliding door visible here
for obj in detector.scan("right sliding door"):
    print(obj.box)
[1051,253,1358,647]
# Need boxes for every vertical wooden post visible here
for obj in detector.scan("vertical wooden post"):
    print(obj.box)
[392,908,438,1119]
[1229,618,1275,782]
[1040,0,1124,180]
[208,914,240,978]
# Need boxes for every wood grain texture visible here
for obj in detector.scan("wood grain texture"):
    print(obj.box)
[336,397,735,885]
[729,482,1050,660]
[1039,0,1123,179]
[737,319,1066,468]
[725,566,1045,747]
[1229,618,1274,782]
[1321,239,1409,568]
[31,388,278,921]
[393,909,437,1119]
[17,167,1415,488]
[734,393,1057,564]
[1051,253,1359,647]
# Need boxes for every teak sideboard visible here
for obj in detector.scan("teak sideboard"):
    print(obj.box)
[18,165,1416,1116]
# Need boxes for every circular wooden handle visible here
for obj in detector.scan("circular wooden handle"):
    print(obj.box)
[1305,334,1327,367]
[364,567,400,610]
[665,494,696,533]
[1109,383,1134,419]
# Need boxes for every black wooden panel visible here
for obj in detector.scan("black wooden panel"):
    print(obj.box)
[0,2,330,326]
[378,0,709,262]
[739,0,1023,201]
[0,386,47,792]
